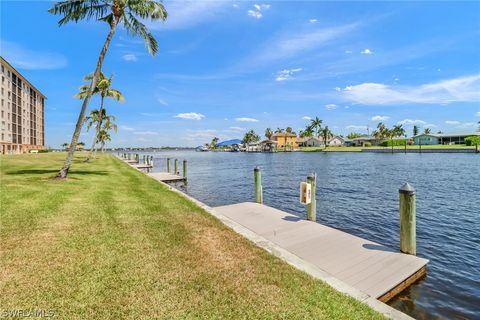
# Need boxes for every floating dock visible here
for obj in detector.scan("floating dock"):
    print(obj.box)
[149,172,186,183]
[213,202,428,302]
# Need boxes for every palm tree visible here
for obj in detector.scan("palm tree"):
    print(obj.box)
[310,117,323,137]
[49,0,167,178]
[373,122,388,140]
[424,128,432,134]
[85,109,117,158]
[77,72,124,161]
[265,128,273,140]
[321,126,332,148]
[242,130,260,144]
[61,142,69,150]
[302,126,314,138]
[210,137,219,150]
[275,128,284,134]
[97,129,111,152]
[285,127,293,133]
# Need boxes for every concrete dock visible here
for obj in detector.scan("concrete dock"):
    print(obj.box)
[149,172,186,183]
[213,202,428,302]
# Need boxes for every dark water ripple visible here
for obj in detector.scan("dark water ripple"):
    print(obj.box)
[141,150,479,319]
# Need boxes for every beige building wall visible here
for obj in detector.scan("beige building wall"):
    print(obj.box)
[1,56,46,154]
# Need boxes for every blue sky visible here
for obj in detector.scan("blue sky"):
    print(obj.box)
[2,0,480,147]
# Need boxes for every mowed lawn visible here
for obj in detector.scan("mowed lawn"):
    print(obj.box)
[0,153,383,320]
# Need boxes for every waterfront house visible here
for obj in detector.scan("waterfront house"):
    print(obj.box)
[245,142,261,152]
[272,132,298,149]
[259,139,278,152]
[352,136,382,147]
[413,132,480,145]
[300,136,346,147]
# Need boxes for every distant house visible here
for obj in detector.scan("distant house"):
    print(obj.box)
[218,139,242,147]
[259,139,278,152]
[351,136,382,147]
[245,142,261,152]
[272,132,298,149]
[413,132,480,145]
[300,136,345,147]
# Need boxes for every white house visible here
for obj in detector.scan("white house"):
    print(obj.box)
[300,136,345,147]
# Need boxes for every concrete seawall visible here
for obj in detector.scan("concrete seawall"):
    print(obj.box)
[362,148,477,153]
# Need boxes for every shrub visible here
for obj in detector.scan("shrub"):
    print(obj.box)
[363,142,372,147]
[380,139,407,147]
[38,149,50,153]
[465,136,480,146]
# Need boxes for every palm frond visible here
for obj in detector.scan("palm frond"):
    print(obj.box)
[49,0,111,26]
[124,12,158,55]
[106,89,125,102]
[129,0,167,20]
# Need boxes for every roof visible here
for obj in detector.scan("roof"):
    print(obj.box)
[217,139,242,146]
[272,132,297,138]
[1,56,47,99]
[413,131,480,138]
[260,139,278,144]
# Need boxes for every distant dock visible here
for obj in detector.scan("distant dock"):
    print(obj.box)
[213,202,428,303]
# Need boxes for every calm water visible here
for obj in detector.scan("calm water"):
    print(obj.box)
[141,150,479,319]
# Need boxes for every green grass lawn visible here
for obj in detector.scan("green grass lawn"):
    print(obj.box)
[0,153,383,320]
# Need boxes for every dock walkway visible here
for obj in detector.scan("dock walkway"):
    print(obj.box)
[148,172,186,183]
[213,202,428,302]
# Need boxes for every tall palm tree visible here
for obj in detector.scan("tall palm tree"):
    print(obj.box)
[413,125,419,136]
[61,142,69,150]
[303,125,314,138]
[49,0,167,178]
[321,126,332,148]
[310,117,323,137]
[77,72,124,161]
[265,128,273,140]
[275,128,284,134]
[424,128,432,134]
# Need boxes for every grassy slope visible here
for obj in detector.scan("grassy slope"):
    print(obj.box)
[0,153,383,320]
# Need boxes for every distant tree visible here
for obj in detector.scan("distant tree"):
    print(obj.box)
[347,132,362,139]
[413,125,419,136]
[61,142,69,150]
[285,127,294,134]
[210,137,219,149]
[392,124,405,137]
[300,126,314,138]
[321,126,332,148]
[97,129,111,152]
[437,131,443,134]
[310,117,323,137]
[424,128,432,134]
[275,128,284,134]
[265,128,273,140]
[465,136,480,152]
[242,130,260,144]
[373,122,388,140]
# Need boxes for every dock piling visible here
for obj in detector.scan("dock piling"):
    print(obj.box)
[174,159,178,175]
[150,156,154,167]
[399,183,416,255]
[254,167,263,204]
[167,158,170,173]
[183,160,188,179]
[306,173,317,221]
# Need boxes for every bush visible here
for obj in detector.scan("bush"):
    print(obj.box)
[465,136,480,146]
[380,139,407,147]
[363,142,372,147]
[38,149,50,153]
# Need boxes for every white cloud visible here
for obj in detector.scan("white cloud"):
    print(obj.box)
[445,120,461,125]
[424,123,437,128]
[346,125,368,130]
[325,103,337,110]
[476,112,480,117]
[275,68,303,81]
[342,74,480,105]
[235,117,259,122]
[232,4,239,8]
[147,1,227,30]
[175,112,205,120]
[229,126,246,131]
[457,122,476,128]
[345,50,353,54]
[370,115,390,121]
[302,116,312,120]
[360,48,373,55]
[248,3,270,19]
[120,125,135,131]
[334,87,342,92]
[247,10,262,19]
[252,23,358,64]
[157,98,168,106]
[122,54,137,61]
[133,131,159,135]
[397,119,427,126]
[1,40,67,70]
[309,19,318,23]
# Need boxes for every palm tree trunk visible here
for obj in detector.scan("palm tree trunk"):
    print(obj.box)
[56,18,119,178]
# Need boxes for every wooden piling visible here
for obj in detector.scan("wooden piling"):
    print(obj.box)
[150,156,154,167]
[183,160,188,179]
[167,158,170,173]
[306,173,317,221]
[174,159,178,175]
[399,183,416,255]
[254,167,263,204]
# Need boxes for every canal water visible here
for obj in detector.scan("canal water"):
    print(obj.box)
[142,150,479,319]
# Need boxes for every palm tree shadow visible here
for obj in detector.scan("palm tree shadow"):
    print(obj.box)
[8,169,109,176]
[362,243,396,253]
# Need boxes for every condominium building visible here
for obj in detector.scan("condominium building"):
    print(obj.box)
[1,56,46,154]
